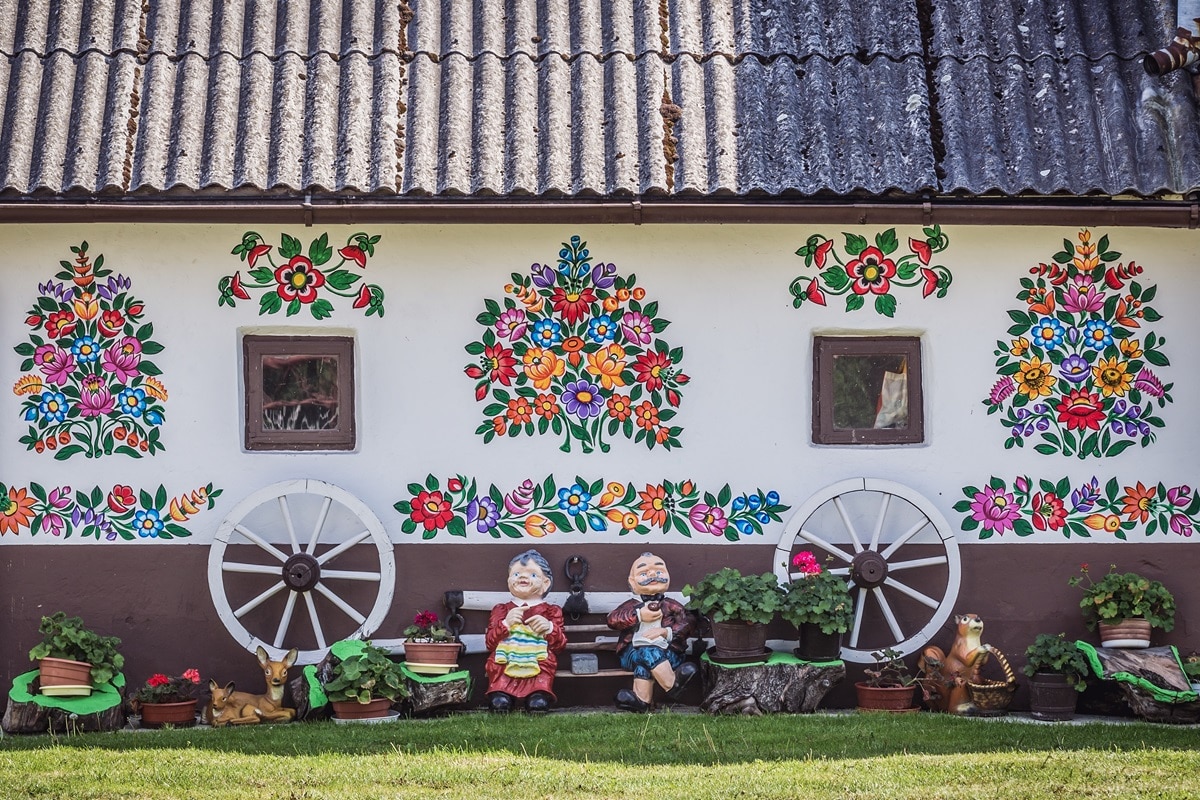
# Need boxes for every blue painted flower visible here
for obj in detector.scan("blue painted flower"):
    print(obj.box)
[465,496,500,533]
[755,512,770,524]
[734,519,754,535]
[586,513,607,532]
[1030,317,1066,350]
[587,314,616,344]
[1058,354,1091,383]
[766,491,780,505]
[1082,320,1113,351]
[747,494,763,510]
[116,387,147,418]
[71,335,101,363]
[144,410,164,425]
[38,391,69,423]
[24,406,38,421]
[557,484,592,516]
[532,318,563,348]
[732,496,747,511]
[133,508,164,538]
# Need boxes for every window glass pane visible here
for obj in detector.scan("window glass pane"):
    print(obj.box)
[261,354,340,431]
[831,354,908,430]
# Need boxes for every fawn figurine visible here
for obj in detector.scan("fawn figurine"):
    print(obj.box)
[206,646,298,726]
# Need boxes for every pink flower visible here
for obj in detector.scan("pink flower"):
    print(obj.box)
[182,668,201,684]
[78,386,115,418]
[101,338,142,384]
[35,345,76,385]
[620,311,654,346]
[1061,275,1105,314]
[969,486,1020,535]
[688,504,729,536]
[791,551,822,575]
[988,376,1015,405]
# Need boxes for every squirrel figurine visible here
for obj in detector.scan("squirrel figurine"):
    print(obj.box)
[918,613,991,714]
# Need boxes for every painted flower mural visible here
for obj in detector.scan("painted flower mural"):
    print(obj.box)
[464,236,688,452]
[955,476,1200,539]
[13,243,167,459]
[789,226,953,316]
[219,231,385,318]
[0,481,221,540]
[985,230,1172,459]
[394,474,788,542]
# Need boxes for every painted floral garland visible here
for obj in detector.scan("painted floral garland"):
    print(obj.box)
[394,474,788,542]
[790,226,953,316]
[984,230,1171,459]
[219,231,385,318]
[13,242,167,459]
[0,481,222,540]
[955,476,1199,539]
[464,236,688,453]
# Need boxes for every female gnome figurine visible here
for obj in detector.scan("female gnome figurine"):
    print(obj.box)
[484,549,567,713]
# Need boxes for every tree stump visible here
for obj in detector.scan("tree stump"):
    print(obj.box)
[1084,645,1200,724]
[2,671,126,734]
[700,654,845,715]
[403,668,473,715]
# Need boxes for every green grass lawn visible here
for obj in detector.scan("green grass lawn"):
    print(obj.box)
[2,711,1199,799]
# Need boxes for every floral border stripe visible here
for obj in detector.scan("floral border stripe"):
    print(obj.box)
[394,474,788,542]
[954,476,1198,539]
[0,481,222,540]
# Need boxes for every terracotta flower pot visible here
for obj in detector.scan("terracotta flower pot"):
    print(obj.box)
[38,657,93,694]
[855,682,917,712]
[403,641,461,674]
[139,699,199,728]
[331,698,393,719]
[1099,617,1151,649]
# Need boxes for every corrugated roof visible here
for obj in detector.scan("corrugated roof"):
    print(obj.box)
[0,0,1196,203]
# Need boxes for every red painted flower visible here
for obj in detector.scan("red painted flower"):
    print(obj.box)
[1055,389,1105,431]
[107,485,135,514]
[804,278,826,306]
[274,256,326,303]
[480,343,517,386]
[920,268,940,298]
[813,239,834,268]
[339,246,367,268]
[98,309,126,337]
[633,350,672,392]
[410,490,453,531]
[549,286,598,325]
[229,272,251,300]
[352,284,373,308]
[25,314,43,328]
[1031,492,1066,531]
[909,237,932,265]
[46,310,77,339]
[246,244,272,268]
[846,247,897,295]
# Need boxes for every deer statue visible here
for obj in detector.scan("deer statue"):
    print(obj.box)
[205,646,298,726]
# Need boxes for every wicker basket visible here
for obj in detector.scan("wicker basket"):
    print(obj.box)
[967,648,1017,712]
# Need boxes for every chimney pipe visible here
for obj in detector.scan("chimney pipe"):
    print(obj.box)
[1145,2,1200,76]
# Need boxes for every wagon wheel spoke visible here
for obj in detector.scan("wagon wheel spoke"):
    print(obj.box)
[209,479,396,665]
[775,478,960,663]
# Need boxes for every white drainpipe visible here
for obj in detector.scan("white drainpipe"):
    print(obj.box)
[1144,0,1200,75]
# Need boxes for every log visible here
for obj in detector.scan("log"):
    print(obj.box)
[404,672,474,715]
[2,699,125,734]
[1084,644,1200,724]
[700,655,845,715]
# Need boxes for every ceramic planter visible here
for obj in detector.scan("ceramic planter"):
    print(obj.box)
[711,621,769,662]
[403,641,462,674]
[1028,673,1079,721]
[1098,617,1151,648]
[331,697,393,719]
[139,700,199,727]
[795,624,843,662]
[854,682,917,712]
[37,657,93,695]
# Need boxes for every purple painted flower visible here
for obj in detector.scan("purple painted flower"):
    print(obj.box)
[1170,514,1194,537]
[590,262,617,289]
[968,486,1020,534]
[465,496,500,533]
[97,274,131,301]
[1070,477,1101,512]
[494,307,529,342]
[1058,354,1091,383]
[560,380,605,419]
[1167,485,1192,507]
[531,262,556,288]
[38,280,71,303]
[689,504,729,536]
[620,311,654,346]
[1133,368,1164,398]
[1061,275,1105,314]
[989,376,1015,405]
[1014,476,1030,494]
[504,479,535,515]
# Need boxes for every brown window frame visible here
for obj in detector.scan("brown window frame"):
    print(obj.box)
[812,335,924,445]
[243,334,356,451]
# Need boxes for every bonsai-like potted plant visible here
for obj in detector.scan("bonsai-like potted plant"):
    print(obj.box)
[401,610,462,674]
[1023,633,1090,721]
[132,667,203,727]
[323,641,409,720]
[1069,563,1175,648]
[683,567,784,662]
[780,552,854,661]
[855,648,923,712]
[28,612,124,695]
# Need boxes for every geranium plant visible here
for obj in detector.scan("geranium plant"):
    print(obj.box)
[1023,634,1090,692]
[323,642,409,705]
[13,242,167,459]
[682,567,784,626]
[28,611,124,685]
[861,648,921,688]
[402,610,455,643]
[780,552,854,635]
[134,668,202,705]
[1069,563,1175,631]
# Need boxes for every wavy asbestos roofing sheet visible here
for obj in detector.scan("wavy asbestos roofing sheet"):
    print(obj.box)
[0,0,1194,200]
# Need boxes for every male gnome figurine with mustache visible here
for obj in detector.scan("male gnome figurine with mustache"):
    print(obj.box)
[607,552,697,711]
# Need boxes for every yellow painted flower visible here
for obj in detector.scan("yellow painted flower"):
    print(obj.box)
[143,376,169,402]
[1119,338,1142,358]
[523,514,557,538]
[1091,357,1131,397]
[1009,337,1030,357]
[598,481,626,507]
[1072,230,1099,272]
[1015,356,1055,398]
[12,375,43,396]
[586,343,627,390]
[522,347,566,391]
[1083,513,1122,534]
[73,291,100,321]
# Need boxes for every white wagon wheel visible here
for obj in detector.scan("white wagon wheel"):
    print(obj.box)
[208,479,395,665]
[774,478,960,664]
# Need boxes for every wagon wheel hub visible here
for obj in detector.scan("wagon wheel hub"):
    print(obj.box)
[851,551,889,588]
[283,553,321,592]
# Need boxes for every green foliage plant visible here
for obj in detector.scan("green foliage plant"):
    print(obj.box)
[861,648,920,688]
[779,552,854,634]
[682,567,784,625]
[1068,563,1175,631]
[323,642,409,705]
[402,610,455,643]
[28,611,124,685]
[1183,653,1200,683]
[1023,633,1090,692]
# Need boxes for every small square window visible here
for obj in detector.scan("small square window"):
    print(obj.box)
[243,335,356,451]
[812,336,923,445]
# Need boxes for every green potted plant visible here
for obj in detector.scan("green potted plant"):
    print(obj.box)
[780,552,854,661]
[1068,563,1175,648]
[28,612,124,695]
[401,610,462,674]
[855,648,923,712]
[1023,633,1090,721]
[683,567,784,662]
[323,641,409,720]
[1183,654,1200,692]
[132,667,203,727]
